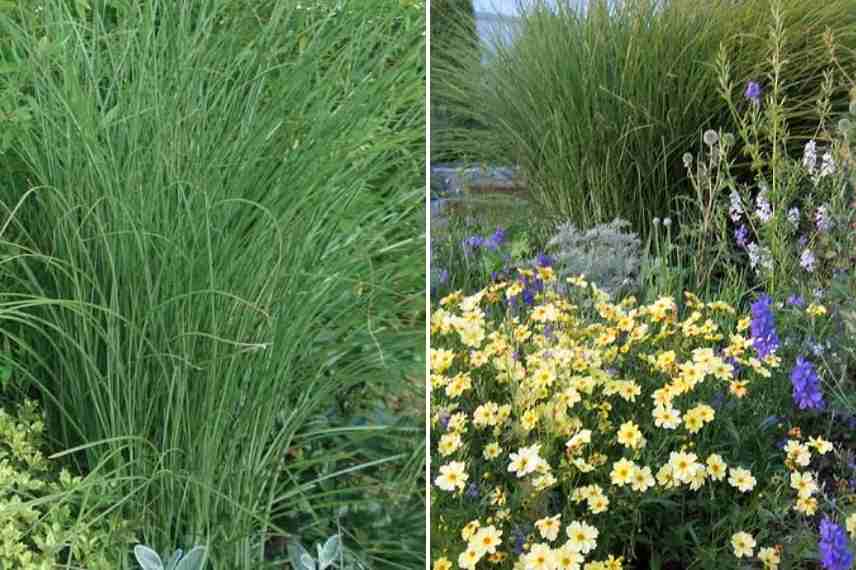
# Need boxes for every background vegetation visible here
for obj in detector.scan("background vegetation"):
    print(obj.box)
[432,0,856,234]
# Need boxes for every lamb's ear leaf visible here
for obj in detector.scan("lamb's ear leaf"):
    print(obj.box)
[134,545,164,570]
[300,553,317,570]
[175,546,207,570]
[164,549,182,570]
[288,541,311,570]
[318,535,341,569]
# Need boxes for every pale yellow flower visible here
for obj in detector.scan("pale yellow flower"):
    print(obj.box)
[731,531,755,558]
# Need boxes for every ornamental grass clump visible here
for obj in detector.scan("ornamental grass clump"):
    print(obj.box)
[0,1,424,568]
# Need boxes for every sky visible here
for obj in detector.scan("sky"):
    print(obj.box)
[473,0,522,16]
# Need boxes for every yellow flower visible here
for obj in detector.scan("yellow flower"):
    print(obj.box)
[729,380,749,398]
[521,409,540,432]
[555,545,584,570]
[794,495,818,515]
[438,433,462,456]
[473,402,499,428]
[535,514,562,542]
[434,461,468,492]
[616,421,645,449]
[808,436,833,455]
[806,303,827,317]
[682,411,704,434]
[565,429,592,454]
[483,442,502,460]
[705,454,727,481]
[731,531,755,558]
[525,543,558,570]
[471,525,503,556]
[609,458,636,487]
[430,348,456,374]
[587,494,609,514]
[630,465,655,493]
[461,520,481,541]
[445,373,472,398]
[432,557,452,570]
[565,521,599,554]
[727,466,756,493]
[784,440,811,468]
[668,451,699,483]
[846,513,856,540]
[789,471,817,499]
[508,444,543,478]
[457,546,482,569]
[758,546,781,570]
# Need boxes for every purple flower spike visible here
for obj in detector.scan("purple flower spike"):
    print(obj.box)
[819,517,853,570]
[745,81,762,103]
[790,356,826,411]
[750,294,779,359]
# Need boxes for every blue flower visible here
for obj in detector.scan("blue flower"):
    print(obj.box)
[786,294,805,308]
[486,227,507,250]
[745,81,762,103]
[465,482,480,498]
[819,517,853,570]
[536,252,553,267]
[750,294,779,358]
[735,224,749,247]
[790,356,825,411]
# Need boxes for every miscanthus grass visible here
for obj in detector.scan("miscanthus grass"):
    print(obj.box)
[0,1,424,568]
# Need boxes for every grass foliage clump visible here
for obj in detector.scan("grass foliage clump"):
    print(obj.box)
[433,0,856,234]
[0,1,424,568]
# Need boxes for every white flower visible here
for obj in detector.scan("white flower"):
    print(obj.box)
[803,139,817,174]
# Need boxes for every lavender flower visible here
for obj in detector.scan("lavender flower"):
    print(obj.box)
[747,243,773,272]
[438,269,449,284]
[755,187,773,223]
[465,482,480,498]
[786,294,805,308]
[817,205,834,232]
[788,207,800,227]
[735,224,749,248]
[803,140,818,174]
[745,81,762,103]
[820,151,836,179]
[819,516,853,570]
[800,249,817,272]
[729,190,743,222]
[790,356,825,411]
[750,294,779,359]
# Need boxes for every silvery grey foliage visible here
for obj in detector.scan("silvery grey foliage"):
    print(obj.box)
[288,535,366,570]
[546,218,641,297]
[133,545,206,570]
